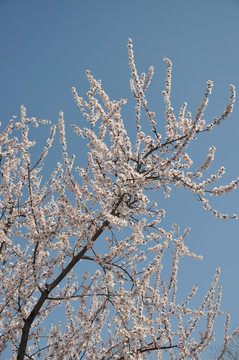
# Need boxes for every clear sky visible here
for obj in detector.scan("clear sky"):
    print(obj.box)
[1,0,239,358]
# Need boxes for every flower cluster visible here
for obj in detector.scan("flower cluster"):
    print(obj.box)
[0,40,238,360]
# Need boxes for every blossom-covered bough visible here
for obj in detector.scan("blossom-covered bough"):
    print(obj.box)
[0,39,238,360]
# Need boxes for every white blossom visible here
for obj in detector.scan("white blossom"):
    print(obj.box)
[0,40,238,360]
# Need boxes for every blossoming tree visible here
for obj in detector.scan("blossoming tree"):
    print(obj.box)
[0,39,238,360]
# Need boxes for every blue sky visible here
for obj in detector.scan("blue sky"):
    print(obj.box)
[1,0,239,358]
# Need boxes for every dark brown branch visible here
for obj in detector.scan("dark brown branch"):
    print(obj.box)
[16,219,109,360]
[17,198,122,360]
[17,196,124,359]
